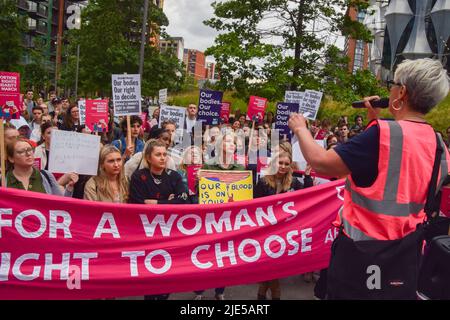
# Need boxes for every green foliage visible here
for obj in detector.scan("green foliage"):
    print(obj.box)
[205,0,376,102]
[0,0,26,72]
[21,37,50,91]
[63,0,184,97]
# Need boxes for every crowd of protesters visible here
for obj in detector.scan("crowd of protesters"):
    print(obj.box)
[1,87,450,300]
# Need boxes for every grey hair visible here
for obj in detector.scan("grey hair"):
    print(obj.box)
[394,58,450,114]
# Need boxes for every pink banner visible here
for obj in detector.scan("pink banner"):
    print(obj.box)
[85,99,109,132]
[0,180,344,299]
[247,96,267,122]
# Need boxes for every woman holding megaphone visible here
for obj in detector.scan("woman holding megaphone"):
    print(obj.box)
[288,58,450,299]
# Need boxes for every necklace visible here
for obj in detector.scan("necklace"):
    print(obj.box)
[150,172,162,185]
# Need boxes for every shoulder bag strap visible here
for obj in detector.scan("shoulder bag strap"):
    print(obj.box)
[424,133,444,220]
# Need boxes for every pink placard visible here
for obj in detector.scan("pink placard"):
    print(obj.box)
[247,96,267,123]
[187,164,202,195]
[85,99,109,132]
[0,72,21,119]
[220,102,231,123]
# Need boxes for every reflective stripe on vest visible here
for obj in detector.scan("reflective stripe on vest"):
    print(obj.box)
[342,120,450,241]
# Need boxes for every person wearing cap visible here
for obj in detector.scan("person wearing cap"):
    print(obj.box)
[9,116,31,139]
[49,98,64,128]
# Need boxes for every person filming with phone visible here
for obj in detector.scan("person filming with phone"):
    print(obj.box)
[288,58,450,299]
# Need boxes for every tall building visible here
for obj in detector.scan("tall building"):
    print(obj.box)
[17,0,87,80]
[344,6,370,74]
[183,49,207,80]
[206,62,220,80]
[159,37,184,62]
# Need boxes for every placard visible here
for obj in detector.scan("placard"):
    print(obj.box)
[159,105,186,145]
[285,91,304,105]
[247,96,267,122]
[48,130,101,175]
[299,90,323,120]
[292,136,326,170]
[187,164,202,195]
[78,100,86,125]
[274,102,299,140]
[112,74,141,116]
[85,99,109,132]
[220,101,231,124]
[197,89,223,125]
[199,170,253,204]
[159,88,167,105]
[0,72,21,119]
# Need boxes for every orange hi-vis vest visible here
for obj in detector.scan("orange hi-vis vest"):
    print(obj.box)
[340,119,450,241]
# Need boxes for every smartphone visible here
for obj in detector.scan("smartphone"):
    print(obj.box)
[352,97,390,109]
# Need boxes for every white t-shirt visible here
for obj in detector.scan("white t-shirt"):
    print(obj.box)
[185,117,197,134]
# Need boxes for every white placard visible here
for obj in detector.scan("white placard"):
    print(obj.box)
[159,105,186,146]
[78,100,86,125]
[112,74,142,116]
[285,91,304,106]
[299,90,323,120]
[159,88,168,105]
[292,136,326,170]
[48,130,101,176]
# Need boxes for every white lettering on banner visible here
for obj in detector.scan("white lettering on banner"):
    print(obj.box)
[255,207,277,226]
[287,231,300,256]
[177,215,202,235]
[72,253,98,280]
[0,209,73,239]
[0,209,12,238]
[216,241,237,268]
[234,209,257,230]
[144,250,172,275]
[0,253,98,282]
[324,228,339,244]
[140,214,178,237]
[0,253,10,281]
[283,202,298,222]
[49,211,72,239]
[191,246,213,269]
[192,228,312,269]
[237,239,261,263]
[301,228,313,252]
[44,253,70,280]
[122,251,145,277]
[15,210,47,239]
[12,253,41,281]
[205,211,232,234]
[264,235,286,258]
[94,213,120,238]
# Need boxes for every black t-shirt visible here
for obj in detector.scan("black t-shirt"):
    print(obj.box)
[334,124,379,188]
[128,169,188,204]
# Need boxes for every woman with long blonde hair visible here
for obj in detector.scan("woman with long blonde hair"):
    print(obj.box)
[84,145,129,203]
[254,144,313,300]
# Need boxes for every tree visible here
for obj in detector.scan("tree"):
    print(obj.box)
[0,0,26,72]
[63,0,184,97]
[204,0,375,102]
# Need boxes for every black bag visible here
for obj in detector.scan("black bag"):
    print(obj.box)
[327,225,424,300]
[417,236,450,300]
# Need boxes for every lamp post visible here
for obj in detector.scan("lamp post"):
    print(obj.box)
[139,0,150,81]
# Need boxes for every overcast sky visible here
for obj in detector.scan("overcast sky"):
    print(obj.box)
[164,0,218,59]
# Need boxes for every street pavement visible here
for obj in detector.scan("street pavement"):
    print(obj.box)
[118,274,317,300]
